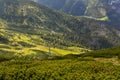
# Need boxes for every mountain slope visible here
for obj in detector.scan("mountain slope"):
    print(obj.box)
[81,46,120,58]
[0,0,120,58]
[36,0,120,28]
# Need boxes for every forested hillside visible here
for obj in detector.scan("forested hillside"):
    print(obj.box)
[37,0,120,28]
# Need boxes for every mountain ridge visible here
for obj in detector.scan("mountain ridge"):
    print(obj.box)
[36,0,120,28]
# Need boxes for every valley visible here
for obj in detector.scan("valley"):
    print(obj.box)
[0,0,120,80]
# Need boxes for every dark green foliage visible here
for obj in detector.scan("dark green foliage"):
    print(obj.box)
[0,55,11,62]
[18,42,35,47]
[51,54,79,60]
[62,54,80,59]
[0,36,9,44]
[0,50,14,55]
[77,57,95,61]
[0,50,15,62]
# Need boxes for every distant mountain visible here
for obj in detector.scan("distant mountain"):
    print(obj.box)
[0,0,120,58]
[36,0,120,28]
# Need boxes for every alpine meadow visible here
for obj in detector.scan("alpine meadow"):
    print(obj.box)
[0,0,120,80]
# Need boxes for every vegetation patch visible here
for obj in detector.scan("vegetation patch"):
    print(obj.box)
[0,60,120,80]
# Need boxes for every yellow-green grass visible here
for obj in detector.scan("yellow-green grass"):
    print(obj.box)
[30,45,89,55]
[0,43,89,56]
[82,16,109,21]
[96,16,109,21]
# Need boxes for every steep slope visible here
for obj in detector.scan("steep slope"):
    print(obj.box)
[36,0,120,28]
[0,0,120,58]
